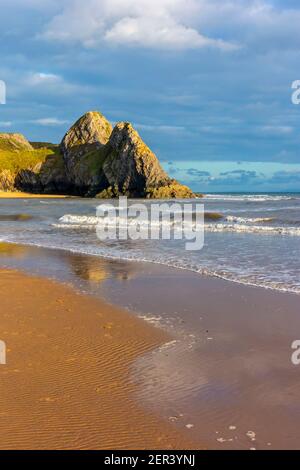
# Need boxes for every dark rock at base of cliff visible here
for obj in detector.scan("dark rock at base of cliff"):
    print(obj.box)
[15,153,70,194]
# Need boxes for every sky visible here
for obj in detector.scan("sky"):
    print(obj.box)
[0,0,300,192]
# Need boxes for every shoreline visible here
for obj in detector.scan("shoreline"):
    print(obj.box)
[0,268,196,450]
[0,192,70,198]
[1,236,299,298]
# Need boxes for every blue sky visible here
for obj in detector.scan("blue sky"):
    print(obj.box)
[0,0,300,192]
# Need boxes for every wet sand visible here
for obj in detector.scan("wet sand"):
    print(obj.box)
[102,263,300,450]
[0,268,195,450]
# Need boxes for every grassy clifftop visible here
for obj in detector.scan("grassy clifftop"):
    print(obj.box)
[0,134,58,175]
[0,133,33,152]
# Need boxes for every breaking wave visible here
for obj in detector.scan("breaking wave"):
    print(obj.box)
[56,214,300,237]
[205,223,300,236]
[225,216,274,224]
[204,194,297,202]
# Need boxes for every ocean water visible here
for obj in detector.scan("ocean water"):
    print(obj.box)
[0,192,299,294]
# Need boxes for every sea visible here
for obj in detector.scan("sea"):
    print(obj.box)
[0,192,299,294]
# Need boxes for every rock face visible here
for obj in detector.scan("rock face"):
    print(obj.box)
[60,111,112,194]
[146,181,195,199]
[100,122,194,198]
[15,166,41,193]
[15,154,68,194]
[62,111,112,153]
[1,110,195,198]
[103,122,170,196]
[0,170,15,191]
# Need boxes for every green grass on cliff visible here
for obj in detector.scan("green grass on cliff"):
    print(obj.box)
[73,145,110,176]
[0,140,59,175]
[0,148,56,174]
[86,147,109,174]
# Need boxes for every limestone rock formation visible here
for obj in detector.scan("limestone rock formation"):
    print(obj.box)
[61,111,112,153]
[39,153,68,193]
[15,154,68,194]
[15,164,42,193]
[0,169,15,191]
[146,181,195,199]
[102,122,170,197]
[60,111,112,193]
[0,110,195,198]
[101,122,195,198]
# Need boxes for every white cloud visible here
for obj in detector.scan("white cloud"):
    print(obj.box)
[23,72,86,96]
[26,72,61,86]
[31,117,69,126]
[42,0,238,51]
[5,0,300,53]
[260,125,294,135]
[104,16,234,50]
[194,0,300,52]
[0,121,12,128]
[40,0,300,53]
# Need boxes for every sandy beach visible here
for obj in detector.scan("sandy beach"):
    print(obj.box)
[0,192,69,198]
[0,268,195,450]
[0,240,300,449]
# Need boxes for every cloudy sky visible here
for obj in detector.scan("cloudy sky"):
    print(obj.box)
[0,0,300,192]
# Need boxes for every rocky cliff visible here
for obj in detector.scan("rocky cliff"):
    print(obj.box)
[0,111,195,198]
[102,122,169,196]
[60,111,112,194]
[0,133,60,193]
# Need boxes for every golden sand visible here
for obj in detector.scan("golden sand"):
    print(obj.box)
[0,269,194,450]
[0,192,69,198]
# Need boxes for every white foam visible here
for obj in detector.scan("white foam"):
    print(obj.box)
[204,194,297,202]
[205,223,300,236]
[59,215,99,225]
[57,214,198,231]
[225,216,274,224]
[57,214,300,237]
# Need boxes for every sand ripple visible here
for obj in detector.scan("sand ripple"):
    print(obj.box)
[0,270,194,449]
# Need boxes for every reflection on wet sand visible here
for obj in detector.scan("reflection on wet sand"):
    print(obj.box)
[66,253,137,284]
[0,213,33,222]
[0,241,138,285]
[0,242,28,258]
